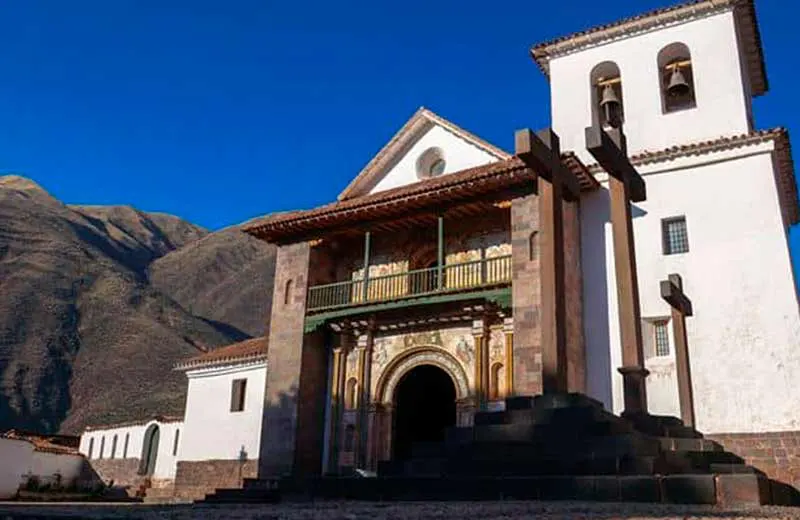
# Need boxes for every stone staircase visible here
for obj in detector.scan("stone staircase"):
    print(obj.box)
[200,393,794,505]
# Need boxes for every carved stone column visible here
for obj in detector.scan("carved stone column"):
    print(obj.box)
[503,317,514,398]
[355,327,374,469]
[472,319,489,410]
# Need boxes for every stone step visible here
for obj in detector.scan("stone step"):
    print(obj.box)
[659,437,722,452]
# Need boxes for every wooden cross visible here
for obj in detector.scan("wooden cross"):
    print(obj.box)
[515,127,580,394]
[585,124,649,416]
[660,273,696,428]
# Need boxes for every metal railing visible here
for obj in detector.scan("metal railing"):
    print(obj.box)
[306,255,512,312]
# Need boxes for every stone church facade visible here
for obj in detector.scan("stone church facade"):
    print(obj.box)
[79,0,800,502]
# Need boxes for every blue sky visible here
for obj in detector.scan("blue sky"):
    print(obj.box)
[1,0,799,271]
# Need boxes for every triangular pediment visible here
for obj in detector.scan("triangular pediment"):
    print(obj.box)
[338,107,510,200]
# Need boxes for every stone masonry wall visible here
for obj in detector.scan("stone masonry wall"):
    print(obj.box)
[511,192,542,396]
[259,241,312,477]
[708,432,800,497]
[173,459,258,501]
[88,458,143,495]
[564,199,586,393]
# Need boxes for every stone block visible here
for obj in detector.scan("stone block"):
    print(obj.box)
[715,474,770,506]
[660,474,716,504]
[619,476,662,503]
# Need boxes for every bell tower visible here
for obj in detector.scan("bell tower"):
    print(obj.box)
[532,0,767,161]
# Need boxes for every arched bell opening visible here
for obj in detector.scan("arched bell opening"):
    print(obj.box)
[658,42,696,113]
[590,61,624,129]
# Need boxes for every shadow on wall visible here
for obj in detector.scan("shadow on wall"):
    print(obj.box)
[582,186,648,411]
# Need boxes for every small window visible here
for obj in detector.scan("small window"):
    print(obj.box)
[123,433,130,458]
[173,429,180,456]
[662,217,689,255]
[284,279,293,306]
[416,147,446,179]
[88,438,94,459]
[230,379,247,412]
[654,320,670,357]
[111,434,118,459]
[529,231,538,262]
[99,436,105,459]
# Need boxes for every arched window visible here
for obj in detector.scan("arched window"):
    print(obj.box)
[658,43,696,113]
[87,438,94,459]
[529,231,538,262]
[123,433,130,458]
[590,61,624,129]
[111,434,118,459]
[284,279,293,305]
[99,436,105,459]
[173,429,180,456]
[490,363,505,400]
[345,377,358,409]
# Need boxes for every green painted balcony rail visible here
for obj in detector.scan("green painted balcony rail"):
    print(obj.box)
[306,255,512,312]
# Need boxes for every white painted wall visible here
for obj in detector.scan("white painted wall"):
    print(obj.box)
[79,418,183,480]
[0,438,33,499]
[581,142,800,433]
[180,361,266,462]
[369,123,499,195]
[549,9,752,160]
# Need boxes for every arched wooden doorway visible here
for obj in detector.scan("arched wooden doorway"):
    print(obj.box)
[392,364,456,461]
[138,424,160,476]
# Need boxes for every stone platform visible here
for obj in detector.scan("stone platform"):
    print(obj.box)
[201,394,794,506]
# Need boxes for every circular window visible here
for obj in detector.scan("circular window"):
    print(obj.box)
[416,147,446,179]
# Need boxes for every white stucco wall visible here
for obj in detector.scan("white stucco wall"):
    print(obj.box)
[179,361,266,462]
[549,9,752,160]
[581,141,800,434]
[0,438,33,499]
[369,123,500,195]
[79,418,183,480]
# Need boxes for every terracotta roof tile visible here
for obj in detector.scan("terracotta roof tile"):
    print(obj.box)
[588,128,798,225]
[531,0,767,96]
[174,336,268,370]
[83,415,183,433]
[244,155,598,242]
[3,430,81,455]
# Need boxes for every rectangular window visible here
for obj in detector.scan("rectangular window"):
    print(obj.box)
[654,320,670,357]
[662,216,689,255]
[230,379,247,412]
[123,433,129,458]
[173,429,180,456]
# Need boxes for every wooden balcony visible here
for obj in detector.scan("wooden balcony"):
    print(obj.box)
[307,255,512,312]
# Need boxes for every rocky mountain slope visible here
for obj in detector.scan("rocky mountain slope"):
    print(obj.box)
[0,176,276,434]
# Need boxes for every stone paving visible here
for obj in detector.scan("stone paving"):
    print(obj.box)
[0,501,798,520]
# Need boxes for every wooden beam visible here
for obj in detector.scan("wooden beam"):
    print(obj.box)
[660,273,695,427]
[585,126,646,202]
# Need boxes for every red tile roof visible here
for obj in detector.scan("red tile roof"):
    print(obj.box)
[244,155,599,243]
[531,0,767,97]
[3,430,81,455]
[588,128,798,226]
[174,336,268,370]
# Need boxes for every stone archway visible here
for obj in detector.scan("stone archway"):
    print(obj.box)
[370,347,472,464]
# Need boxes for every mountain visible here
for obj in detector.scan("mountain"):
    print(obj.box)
[0,175,276,434]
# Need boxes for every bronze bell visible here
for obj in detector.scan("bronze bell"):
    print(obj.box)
[666,67,691,97]
[599,84,622,128]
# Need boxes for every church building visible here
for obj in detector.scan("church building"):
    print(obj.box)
[80,0,800,503]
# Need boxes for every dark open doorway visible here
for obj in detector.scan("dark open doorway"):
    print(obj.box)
[138,424,160,476]
[392,364,456,460]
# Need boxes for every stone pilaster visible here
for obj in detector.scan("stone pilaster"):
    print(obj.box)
[356,328,374,469]
[472,319,489,410]
[511,193,543,396]
[503,317,514,398]
[326,345,346,473]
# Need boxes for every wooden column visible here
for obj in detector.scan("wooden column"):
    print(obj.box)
[362,231,371,302]
[660,273,695,427]
[586,124,649,416]
[437,216,444,290]
[515,128,580,394]
[503,317,514,398]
